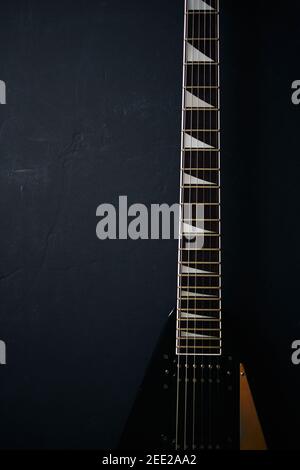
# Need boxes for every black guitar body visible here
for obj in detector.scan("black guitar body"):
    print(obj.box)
[120,311,240,451]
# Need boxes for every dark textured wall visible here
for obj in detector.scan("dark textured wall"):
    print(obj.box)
[0,0,299,449]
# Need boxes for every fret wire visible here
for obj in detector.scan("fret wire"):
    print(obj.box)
[178,319,220,322]
[178,328,221,332]
[181,186,219,189]
[179,275,220,278]
[177,338,220,343]
[178,285,220,289]
[180,259,220,264]
[179,249,220,252]
[180,219,220,222]
[185,86,220,89]
[177,346,221,349]
[180,202,220,206]
[177,298,221,302]
[181,168,220,171]
[187,11,218,15]
[185,62,219,65]
[183,108,219,111]
[183,129,220,132]
[182,148,220,152]
[179,308,221,312]
[186,38,219,41]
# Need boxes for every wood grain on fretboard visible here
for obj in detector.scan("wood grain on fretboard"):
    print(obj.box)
[177,0,221,356]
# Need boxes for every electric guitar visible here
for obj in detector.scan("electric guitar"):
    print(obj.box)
[120,0,266,451]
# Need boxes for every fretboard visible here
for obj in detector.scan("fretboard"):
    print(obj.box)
[176,0,221,356]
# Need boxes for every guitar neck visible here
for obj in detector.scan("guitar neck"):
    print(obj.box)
[176,0,221,356]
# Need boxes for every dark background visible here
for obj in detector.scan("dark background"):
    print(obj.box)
[0,0,299,450]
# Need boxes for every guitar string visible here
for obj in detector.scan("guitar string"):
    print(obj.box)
[176,0,188,451]
[183,0,195,450]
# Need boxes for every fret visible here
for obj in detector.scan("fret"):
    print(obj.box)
[180,235,220,240]
[185,86,219,89]
[179,307,221,312]
[179,300,221,308]
[180,202,219,206]
[179,296,221,302]
[186,64,218,87]
[182,185,219,189]
[177,346,221,350]
[186,37,219,41]
[184,110,219,130]
[182,149,219,153]
[183,130,220,133]
[180,249,220,253]
[185,62,219,65]
[180,253,220,265]
[184,107,219,110]
[178,261,220,265]
[177,339,221,344]
[182,189,219,203]
[180,282,220,291]
[178,282,220,295]
[187,13,218,39]
[178,318,220,323]
[183,154,219,169]
[180,243,220,251]
[187,11,218,15]
[180,274,220,278]
[178,328,221,332]
[181,203,220,215]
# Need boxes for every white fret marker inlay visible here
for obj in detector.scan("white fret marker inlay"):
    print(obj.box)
[181,291,216,298]
[181,331,216,339]
[182,265,210,274]
[185,90,213,109]
[182,223,211,234]
[183,172,213,186]
[186,43,213,63]
[180,312,214,320]
[184,133,213,149]
[187,0,214,10]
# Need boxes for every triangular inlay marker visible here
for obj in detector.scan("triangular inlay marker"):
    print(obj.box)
[185,90,213,109]
[181,291,216,298]
[183,172,213,186]
[187,0,214,10]
[184,133,213,149]
[181,331,216,339]
[186,43,213,63]
[182,265,211,274]
[180,312,214,320]
[182,223,212,235]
